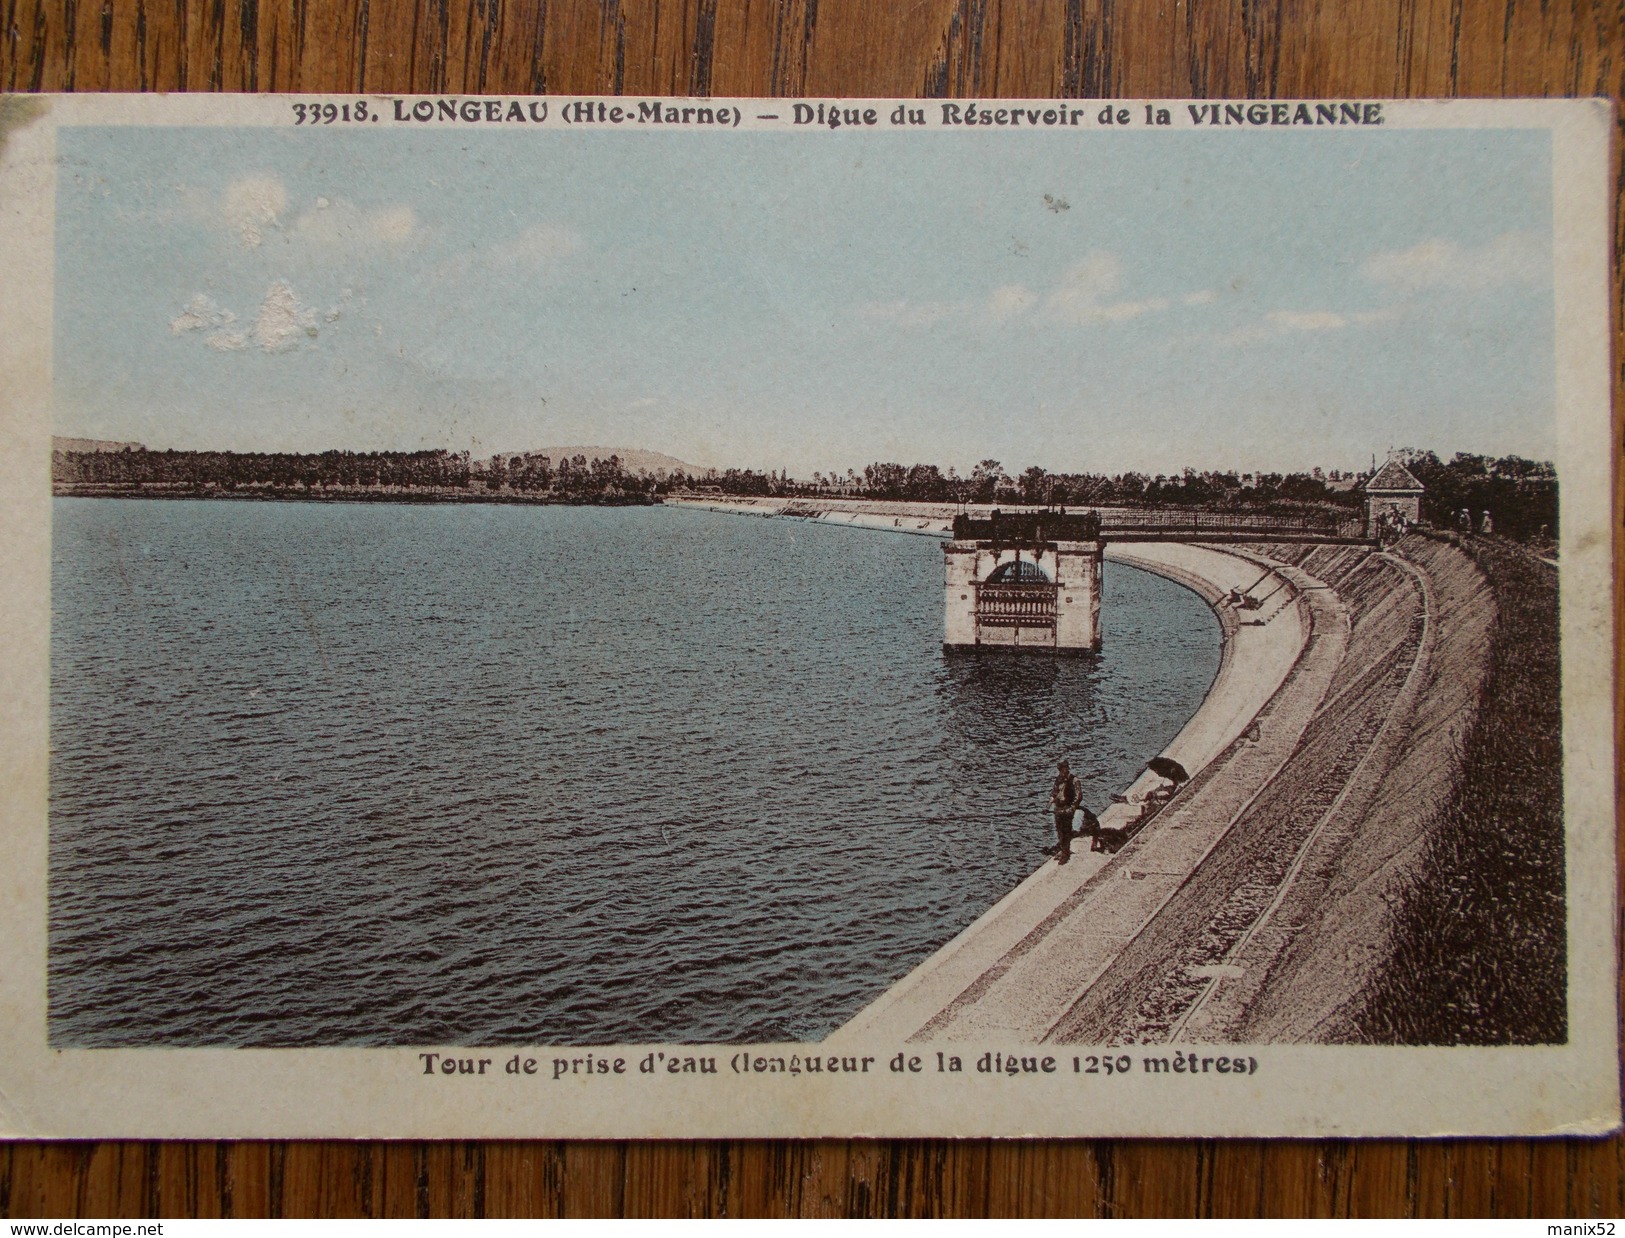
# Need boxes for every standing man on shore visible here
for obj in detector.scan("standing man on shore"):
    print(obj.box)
[1051,760,1082,865]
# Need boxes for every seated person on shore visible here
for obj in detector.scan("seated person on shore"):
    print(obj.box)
[1076,804,1104,852]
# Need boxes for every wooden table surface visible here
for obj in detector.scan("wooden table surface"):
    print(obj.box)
[3,0,1622,1219]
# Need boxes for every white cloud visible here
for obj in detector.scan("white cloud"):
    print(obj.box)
[1095,296,1170,321]
[1212,323,1276,348]
[211,177,419,252]
[251,281,320,352]
[988,283,1037,319]
[1362,231,1543,292]
[1043,252,1177,324]
[1215,303,1405,348]
[429,220,581,286]
[1268,309,1347,331]
[1348,306,1403,326]
[170,293,255,351]
[173,283,321,354]
[370,204,418,244]
[293,197,419,247]
[1043,252,1124,320]
[222,174,288,248]
[857,256,1197,332]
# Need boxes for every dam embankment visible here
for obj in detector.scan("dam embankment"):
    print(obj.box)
[1042,536,1496,1045]
[1168,535,1497,1044]
[835,541,1323,1044]
[1335,533,1564,1045]
[666,497,1507,1043]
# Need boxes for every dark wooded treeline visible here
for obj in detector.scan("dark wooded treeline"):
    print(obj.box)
[53,447,1559,540]
[809,459,1367,509]
[1398,451,1560,541]
[52,448,667,502]
[720,453,1559,542]
[56,447,476,489]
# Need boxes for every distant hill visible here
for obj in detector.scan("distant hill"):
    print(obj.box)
[53,437,147,453]
[524,446,711,477]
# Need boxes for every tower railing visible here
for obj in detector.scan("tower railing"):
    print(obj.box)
[950,506,1368,544]
[976,582,1058,627]
[1099,508,1363,540]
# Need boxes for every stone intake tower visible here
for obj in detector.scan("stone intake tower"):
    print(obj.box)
[944,509,1104,653]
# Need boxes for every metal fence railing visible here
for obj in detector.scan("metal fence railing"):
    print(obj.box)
[976,583,1058,627]
[1098,508,1367,541]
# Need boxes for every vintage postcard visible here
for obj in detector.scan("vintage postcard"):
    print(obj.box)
[0,94,1615,1138]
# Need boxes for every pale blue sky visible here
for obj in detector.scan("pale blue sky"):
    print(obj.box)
[54,124,1554,475]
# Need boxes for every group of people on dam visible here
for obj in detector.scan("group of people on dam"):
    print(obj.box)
[1047,757,1186,864]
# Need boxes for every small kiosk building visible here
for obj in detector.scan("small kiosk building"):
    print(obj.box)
[1362,459,1426,534]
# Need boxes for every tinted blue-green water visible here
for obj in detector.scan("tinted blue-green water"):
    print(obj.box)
[49,499,1219,1046]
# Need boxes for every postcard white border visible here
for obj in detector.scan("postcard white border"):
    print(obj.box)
[0,96,1615,1138]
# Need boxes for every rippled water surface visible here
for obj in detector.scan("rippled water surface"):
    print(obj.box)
[50,499,1219,1046]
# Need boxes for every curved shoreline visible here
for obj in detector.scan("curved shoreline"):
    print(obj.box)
[668,494,1313,823]
[664,496,1334,1042]
[832,540,1332,1043]
[667,498,1513,1047]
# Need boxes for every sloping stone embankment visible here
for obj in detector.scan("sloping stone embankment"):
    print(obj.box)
[666,498,1500,1044]
[837,532,1495,1045]
[1201,536,1497,1042]
[835,542,1338,1044]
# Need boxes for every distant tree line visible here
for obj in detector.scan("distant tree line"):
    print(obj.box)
[55,448,476,490]
[1394,450,1559,542]
[53,445,1558,541]
[717,454,1558,542]
[732,458,1367,515]
[53,448,674,504]
[480,451,669,498]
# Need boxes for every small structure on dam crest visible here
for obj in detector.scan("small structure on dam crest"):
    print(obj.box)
[944,509,1104,653]
[1362,458,1426,533]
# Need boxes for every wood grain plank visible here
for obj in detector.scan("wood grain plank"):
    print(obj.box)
[5,1135,1625,1215]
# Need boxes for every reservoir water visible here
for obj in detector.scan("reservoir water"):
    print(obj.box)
[49,499,1220,1046]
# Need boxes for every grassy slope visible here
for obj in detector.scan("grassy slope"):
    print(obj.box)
[1355,536,1566,1044]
